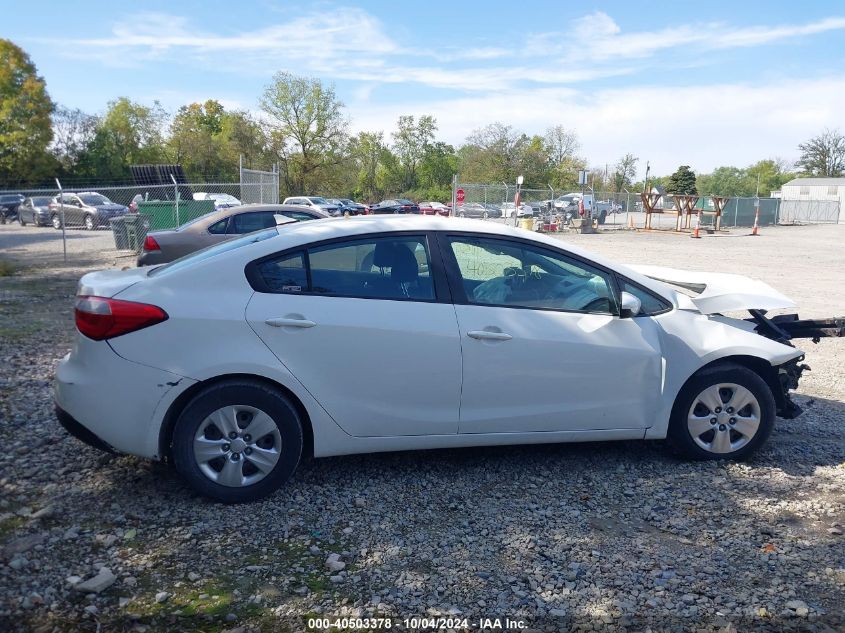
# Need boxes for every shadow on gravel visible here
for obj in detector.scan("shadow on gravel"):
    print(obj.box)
[4,412,844,632]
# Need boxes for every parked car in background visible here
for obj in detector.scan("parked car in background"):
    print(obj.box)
[57,216,822,502]
[419,201,450,216]
[137,204,323,266]
[17,196,53,227]
[501,202,535,218]
[0,193,24,224]
[328,198,367,215]
[455,202,490,220]
[369,199,420,214]
[283,196,341,216]
[48,192,129,230]
[193,192,242,211]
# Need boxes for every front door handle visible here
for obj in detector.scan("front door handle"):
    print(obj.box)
[265,317,316,328]
[468,329,512,341]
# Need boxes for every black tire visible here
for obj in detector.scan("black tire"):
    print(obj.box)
[51,214,62,230]
[84,214,95,231]
[172,380,303,503]
[667,363,775,461]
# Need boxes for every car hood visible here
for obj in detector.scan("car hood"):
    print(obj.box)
[630,265,796,314]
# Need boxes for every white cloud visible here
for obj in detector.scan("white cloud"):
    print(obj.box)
[347,77,845,176]
[47,8,845,93]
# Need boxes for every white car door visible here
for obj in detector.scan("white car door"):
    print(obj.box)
[245,234,462,437]
[440,234,664,434]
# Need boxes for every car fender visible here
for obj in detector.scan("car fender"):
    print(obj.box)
[147,356,353,461]
[644,310,803,439]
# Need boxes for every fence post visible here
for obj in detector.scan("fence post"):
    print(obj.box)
[55,178,66,263]
[733,199,738,227]
[170,174,180,227]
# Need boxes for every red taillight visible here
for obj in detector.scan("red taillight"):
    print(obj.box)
[75,296,168,341]
[143,235,160,251]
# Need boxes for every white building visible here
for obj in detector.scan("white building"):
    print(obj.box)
[779,177,845,223]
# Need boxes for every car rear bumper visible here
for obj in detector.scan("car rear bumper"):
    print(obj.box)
[137,250,170,266]
[54,336,195,459]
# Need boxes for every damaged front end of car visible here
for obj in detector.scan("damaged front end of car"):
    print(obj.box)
[629,264,845,422]
[747,310,845,419]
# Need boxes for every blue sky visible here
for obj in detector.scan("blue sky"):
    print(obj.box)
[3,0,845,176]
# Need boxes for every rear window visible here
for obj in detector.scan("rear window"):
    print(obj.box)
[149,228,277,276]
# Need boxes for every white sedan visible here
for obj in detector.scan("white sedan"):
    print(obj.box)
[56,216,820,502]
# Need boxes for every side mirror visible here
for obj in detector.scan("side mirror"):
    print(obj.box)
[619,291,642,318]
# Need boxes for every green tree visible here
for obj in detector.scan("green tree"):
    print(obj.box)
[666,165,697,195]
[392,115,436,191]
[797,129,844,177]
[459,122,525,183]
[349,131,386,201]
[418,141,457,190]
[217,110,268,171]
[696,166,748,196]
[260,72,349,194]
[168,100,228,178]
[75,98,167,180]
[0,39,54,186]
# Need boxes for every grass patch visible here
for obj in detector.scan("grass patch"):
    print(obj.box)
[0,258,18,276]
[0,515,27,542]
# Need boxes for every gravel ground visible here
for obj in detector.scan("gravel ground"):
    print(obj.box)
[1,222,844,632]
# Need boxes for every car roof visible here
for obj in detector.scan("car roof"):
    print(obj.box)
[165,204,323,233]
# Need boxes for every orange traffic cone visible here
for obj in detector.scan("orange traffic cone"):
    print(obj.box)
[691,211,701,238]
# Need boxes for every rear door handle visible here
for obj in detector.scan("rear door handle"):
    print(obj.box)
[265,317,316,328]
[468,330,512,341]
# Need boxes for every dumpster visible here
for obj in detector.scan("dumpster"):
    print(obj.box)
[124,214,152,252]
[109,217,129,250]
[136,200,214,231]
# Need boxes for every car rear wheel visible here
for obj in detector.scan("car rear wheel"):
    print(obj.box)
[172,380,303,503]
[668,363,775,460]
[84,215,95,231]
[51,214,62,230]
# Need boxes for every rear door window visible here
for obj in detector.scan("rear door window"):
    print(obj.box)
[252,235,435,301]
[230,212,276,234]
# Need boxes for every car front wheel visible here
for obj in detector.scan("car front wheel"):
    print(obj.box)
[84,215,95,230]
[172,380,303,503]
[51,214,62,229]
[668,363,775,460]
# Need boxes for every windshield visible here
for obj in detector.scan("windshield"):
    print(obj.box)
[79,194,111,205]
[339,199,354,205]
[149,228,277,276]
[0,195,23,203]
[308,197,328,204]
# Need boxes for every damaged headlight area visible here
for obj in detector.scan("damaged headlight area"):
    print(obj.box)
[748,310,845,419]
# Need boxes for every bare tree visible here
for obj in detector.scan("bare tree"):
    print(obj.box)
[797,129,845,177]
[51,106,97,170]
[612,153,639,193]
[544,125,579,166]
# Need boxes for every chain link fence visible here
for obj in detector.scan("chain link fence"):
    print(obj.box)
[453,182,843,229]
[239,163,279,204]
[778,199,840,224]
[0,181,272,264]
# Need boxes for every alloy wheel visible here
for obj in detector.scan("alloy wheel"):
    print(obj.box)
[687,383,761,454]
